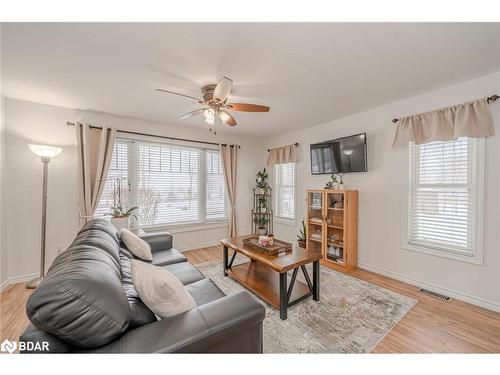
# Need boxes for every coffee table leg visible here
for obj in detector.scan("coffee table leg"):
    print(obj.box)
[313,260,320,301]
[279,272,288,320]
[223,246,228,276]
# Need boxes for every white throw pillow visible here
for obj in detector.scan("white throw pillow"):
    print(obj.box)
[131,260,196,319]
[120,228,153,261]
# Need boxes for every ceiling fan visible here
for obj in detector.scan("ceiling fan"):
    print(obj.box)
[156,76,270,133]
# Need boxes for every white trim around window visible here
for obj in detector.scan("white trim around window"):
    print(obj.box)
[402,137,485,265]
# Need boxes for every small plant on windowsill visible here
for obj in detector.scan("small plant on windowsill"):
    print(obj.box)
[297,218,307,249]
[108,177,138,231]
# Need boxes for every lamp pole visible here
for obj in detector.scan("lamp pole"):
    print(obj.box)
[27,145,62,289]
[27,156,49,288]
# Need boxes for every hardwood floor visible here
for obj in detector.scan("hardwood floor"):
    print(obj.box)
[1,245,499,353]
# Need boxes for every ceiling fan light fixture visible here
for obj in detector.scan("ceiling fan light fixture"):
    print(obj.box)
[203,108,215,120]
[218,110,231,124]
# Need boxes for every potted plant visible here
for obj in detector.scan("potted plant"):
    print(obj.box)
[258,196,268,213]
[324,173,338,189]
[254,214,269,235]
[255,168,270,194]
[297,218,307,248]
[109,177,138,231]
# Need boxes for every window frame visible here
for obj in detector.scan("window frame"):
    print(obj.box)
[274,162,297,226]
[402,137,485,265]
[97,136,228,231]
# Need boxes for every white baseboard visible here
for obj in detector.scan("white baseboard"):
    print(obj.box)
[358,262,500,313]
[0,272,38,292]
[177,240,221,252]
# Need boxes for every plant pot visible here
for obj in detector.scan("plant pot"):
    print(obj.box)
[257,227,267,235]
[297,240,306,249]
[111,216,130,231]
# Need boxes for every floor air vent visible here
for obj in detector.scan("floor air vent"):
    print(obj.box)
[419,288,451,301]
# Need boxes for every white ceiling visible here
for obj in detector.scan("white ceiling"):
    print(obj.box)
[2,23,500,136]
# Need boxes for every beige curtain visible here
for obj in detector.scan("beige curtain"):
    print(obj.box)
[393,98,495,148]
[219,144,238,237]
[267,144,297,166]
[75,123,117,224]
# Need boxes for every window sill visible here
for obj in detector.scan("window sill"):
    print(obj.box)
[141,221,228,235]
[275,217,296,227]
[402,243,483,266]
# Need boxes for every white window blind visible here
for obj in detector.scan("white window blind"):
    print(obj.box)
[95,138,227,227]
[275,163,296,220]
[406,137,483,260]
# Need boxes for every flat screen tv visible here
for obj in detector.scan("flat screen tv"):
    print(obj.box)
[310,133,367,174]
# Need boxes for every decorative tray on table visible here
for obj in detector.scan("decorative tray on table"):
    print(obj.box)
[242,235,293,255]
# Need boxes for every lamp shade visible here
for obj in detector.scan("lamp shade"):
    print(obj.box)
[29,144,63,158]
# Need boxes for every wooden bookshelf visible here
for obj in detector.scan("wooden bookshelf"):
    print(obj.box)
[306,189,358,273]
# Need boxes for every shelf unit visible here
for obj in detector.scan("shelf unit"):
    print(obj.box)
[251,188,273,235]
[306,189,358,273]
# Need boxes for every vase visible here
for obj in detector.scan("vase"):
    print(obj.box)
[257,227,267,235]
[111,216,130,231]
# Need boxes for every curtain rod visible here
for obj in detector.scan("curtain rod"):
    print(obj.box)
[392,94,499,124]
[66,122,240,148]
[267,143,299,152]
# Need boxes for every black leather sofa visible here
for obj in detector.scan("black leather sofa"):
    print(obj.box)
[20,219,265,353]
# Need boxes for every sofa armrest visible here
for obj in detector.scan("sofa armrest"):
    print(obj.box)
[89,291,265,353]
[140,231,173,252]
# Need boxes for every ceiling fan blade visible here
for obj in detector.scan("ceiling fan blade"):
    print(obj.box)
[156,88,202,102]
[226,103,270,112]
[218,109,237,126]
[213,76,233,103]
[178,108,204,120]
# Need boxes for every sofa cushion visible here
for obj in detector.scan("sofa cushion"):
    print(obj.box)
[164,262,205,285]
[120,252,157,328]
[186,279,226,306]
[131,260,197,319]
[26,220,131,348]
[152,248,187,266]
[120,228,153,261]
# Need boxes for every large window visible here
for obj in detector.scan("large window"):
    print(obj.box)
[405,137,484,263]
[274,163,296,222]
[96,138,227,228]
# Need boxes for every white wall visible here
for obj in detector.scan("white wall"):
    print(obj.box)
[2,98,261,281]
[264,72,500,311]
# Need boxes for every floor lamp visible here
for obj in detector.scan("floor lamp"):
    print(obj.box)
[27,144,63,289]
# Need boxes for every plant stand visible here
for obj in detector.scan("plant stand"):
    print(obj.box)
[252,187,273,235]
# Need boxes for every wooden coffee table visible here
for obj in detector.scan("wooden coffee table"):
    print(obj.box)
[221,236,322,320]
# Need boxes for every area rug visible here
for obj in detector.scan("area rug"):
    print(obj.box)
[196,259,417,353]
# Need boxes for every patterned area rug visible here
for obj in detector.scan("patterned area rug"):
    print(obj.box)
[196,259,417,353]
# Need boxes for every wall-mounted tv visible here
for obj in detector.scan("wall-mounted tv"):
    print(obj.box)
[310,133,367,174]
